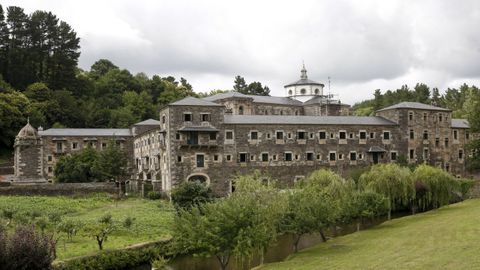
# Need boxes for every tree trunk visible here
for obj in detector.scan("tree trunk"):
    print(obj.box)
[319,230,327,242]
[293,234,302,253]
[356,222,361,232]
[96,236,103,250]
[331,225,338,237]
[216,254,229,270]
[388,209,392,220]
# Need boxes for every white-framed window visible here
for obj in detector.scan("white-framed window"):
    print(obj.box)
[297,130,307,140]
[200,113,210,122]
[284,152,293,161]
[359,130,367,140]
[408,111,414,121]
[225,130,234,140]
[250,130,258,140]
[306,152,314,161]
[319,130,327,140]
[390,151,398,161]
[370,132,376,139]
[239,153,248,163]
[383,131,391,140]
[276,130,284,140]
[261,152,269,162]
[329,151,336,161]
[349,151,357,161]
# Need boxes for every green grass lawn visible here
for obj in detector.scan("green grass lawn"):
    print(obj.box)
[258,199,480,270]
[0,194,174,260]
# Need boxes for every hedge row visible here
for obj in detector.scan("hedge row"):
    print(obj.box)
[53,238,173,270]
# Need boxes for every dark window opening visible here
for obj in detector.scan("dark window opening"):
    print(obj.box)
[445,138,449,148]
[359,132,366,140]
[184,113,192,122]
[329,152,336,161]
[177,156,182,162]
[370,132,375,139]
[454,130,458,140]
[285,153,292,161]
[383,132,390,140]
[226,155,232,161]
[409,112,413,121]
[410,130,414,140]
[239,106,244,115]
[319,131,326,140]
[391,152,397,161]
[306,152,314,161]
[226,131,233,140]
[297,131,306,140]
[350,152,357,161]
[423,131,428,140]
[196,155,205,168]
[201,114,210,122]
[251,131,258,140]
[435,138,440,147]
[459,150,463,159]
[261,153,269,162]
[213,155,219,161]
[276,131,284,140]
[209,133,216,140]
[239,153,247,163]
[409,149,415,159]
[339,132,346,139]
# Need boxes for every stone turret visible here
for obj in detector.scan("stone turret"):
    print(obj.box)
[13,121,46,183]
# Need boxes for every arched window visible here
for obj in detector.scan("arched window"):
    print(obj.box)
[288,90,292,95]
[315,88,319,95]
[300,88,306,94]
[187,174,210,185]
[239,106,244,115]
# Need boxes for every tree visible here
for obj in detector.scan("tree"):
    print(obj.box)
[54,146,101,183]
[344,190,388,231]
[84,213,115,250]
[96,140,129,184]
[359,164,415,219]
[412,165,458,211]
[233,75,247,92]
[171,181,214,211]
[174,174,283,270]
[90,59,118,79]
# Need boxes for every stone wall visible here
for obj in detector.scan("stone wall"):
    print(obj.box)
[0,182,118,196]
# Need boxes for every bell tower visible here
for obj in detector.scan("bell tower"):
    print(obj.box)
[13,120,46,183]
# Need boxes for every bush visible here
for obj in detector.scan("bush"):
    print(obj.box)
[3,225,56,270]
[147,191,163,200]
[171,181,214,210]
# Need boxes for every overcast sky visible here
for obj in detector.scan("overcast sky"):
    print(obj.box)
[3,0,480,104]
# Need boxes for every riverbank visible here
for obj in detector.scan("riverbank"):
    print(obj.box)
[257,199,480,270]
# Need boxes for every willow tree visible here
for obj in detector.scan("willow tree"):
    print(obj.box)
[359,164,415,219]
[412,164,458,211]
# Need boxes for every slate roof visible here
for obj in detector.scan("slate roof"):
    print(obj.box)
[224,115,397,126]
[178,126,219,132]
[39,128,132,137]
[376,102,451,112]
[284,78,325,87]
[203,91,303,106]
[134,119,160,126]
[170,96,224,106]
[451,119,470,129]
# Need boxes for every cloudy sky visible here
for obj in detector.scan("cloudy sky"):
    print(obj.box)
[4,0,480,104]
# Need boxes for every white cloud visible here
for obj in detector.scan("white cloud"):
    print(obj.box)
[3,0,480,104]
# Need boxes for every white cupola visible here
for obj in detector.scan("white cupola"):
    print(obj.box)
[284,64,325,102]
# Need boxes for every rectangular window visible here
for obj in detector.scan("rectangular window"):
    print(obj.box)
[297,131,306,140]
[391,152,397,161]
[423,130,428,140]
[350,152,357,161]
[261,153,269,162]
[285,152,292,161]
[459,149,464,160]
[213,154,219,161]
[287,133,292,139]
[410,130,414,140]
[359,131,366,140]
[445,138,449,148]
[435,137,440,147]
[239,153,247,163]
[201,113,210,122]
[453,130,458,140]
[225,131,233,140]
[250,131,258,140]
[276,131,284,140]
[226,155,232,161]
[309,132,314,139]
[383,131,390,140]
[209,133,216,140]
[196,154,205,168]
[409,111,414,121]
[184,113,192,122]
[339,131,346,140]
[72,142,78,150]
[330,133,334,139]
[48,166,53,173]
[338,154,344,160]
[370,132,375,139]
[359,153,363,160]
[177,156,182,162]
[423,148,429,160]
[423,113,427,122]
[176,132,181,140]
[466,131,470,140]
[409,149,415,160]
[349,133,354,139]
[56,142,62,152]
[319,131,326,140]
[439,113,443,122]
[329,152,336,161]
[47,155,52,162]
[316,154,321,160]
[102,142,107,149]
[306,152,314,161]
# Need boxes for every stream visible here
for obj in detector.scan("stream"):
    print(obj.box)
[133,213,408,270]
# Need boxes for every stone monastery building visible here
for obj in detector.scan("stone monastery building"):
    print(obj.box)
[13,66,472,195]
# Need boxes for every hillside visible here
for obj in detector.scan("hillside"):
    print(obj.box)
[258,199,480,270]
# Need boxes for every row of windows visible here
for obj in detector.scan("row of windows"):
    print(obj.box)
[225,130,391,141]
[408,111,449,123]
[55,141,123,152]
[135,135,163,148]
[408,148,464,160]
[176,151,400,166]
[183,112,211,122]
[409,129,469,142]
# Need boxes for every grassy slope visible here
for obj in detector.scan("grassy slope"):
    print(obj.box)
[259,199,480,270]
[0,194,174,260]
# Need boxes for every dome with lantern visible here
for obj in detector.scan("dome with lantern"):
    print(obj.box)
[284,64,325,103]
[16,119,38,140]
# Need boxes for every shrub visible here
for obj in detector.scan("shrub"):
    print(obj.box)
[412,165,458,211]
[171,181,214,210]
[4,225,56,270]
[147,191,163,200]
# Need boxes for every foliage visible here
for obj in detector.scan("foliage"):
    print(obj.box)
[58,220,81,241]
[123,216,135,229]
[173,174,284,270]
[151,255,170,269]
[54,146,101,183]
[412,165,458,211]
[96,140,129,182]
[342,190,388,230]
[147,191,163,200]
[83,213,116,250]
[1,225,56,270]
[171,181,214,210]
[359,164,415,219]
[233,75,270,96]
[457,178,476,199]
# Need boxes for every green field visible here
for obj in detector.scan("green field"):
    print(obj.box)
[258,199,480,270]
[0,194,174,260]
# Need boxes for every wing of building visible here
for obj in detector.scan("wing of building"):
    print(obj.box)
[12,67,474,196]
